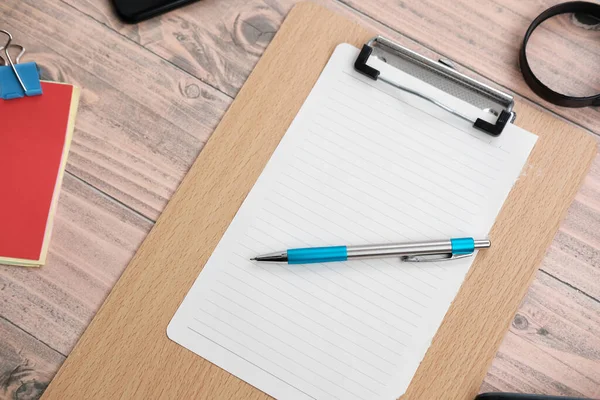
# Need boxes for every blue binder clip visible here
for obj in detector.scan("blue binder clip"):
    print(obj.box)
[0,30,42,100]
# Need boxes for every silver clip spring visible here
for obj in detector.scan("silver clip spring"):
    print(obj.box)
[0,44,25,66]
[0,30,28,93]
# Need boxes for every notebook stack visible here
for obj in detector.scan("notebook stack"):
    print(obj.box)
[0,82,80,267]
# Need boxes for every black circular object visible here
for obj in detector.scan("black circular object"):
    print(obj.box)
[520,1,600,108]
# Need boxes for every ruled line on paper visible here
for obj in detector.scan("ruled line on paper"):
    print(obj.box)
[339,70,511,157]
[320,97,500,185]
[278,170,466,236]
[194,310,374,400]
[277,166,455,238]
[222,262,415,344]
[222,263,413,346]
[200,300,385,396]
[263,186,451,278]
[324,90,501,181]
[168,43,537,400]
[209,286,397,376]
[206,291,390,386]
[294,140,480,217]
[271,183,413,242]
[187,326,318,400]
[286,155,475,225]
[214,277,401,369]
[274,170,463,277]
[189,321,346,399]
[301,130,484,209]
[310,112,493,194]
[231,257,422,335]
[290,148,474,235]
[292,135,475,231]
[329,82,508,167]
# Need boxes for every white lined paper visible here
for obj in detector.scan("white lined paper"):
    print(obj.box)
[168,43,537,399]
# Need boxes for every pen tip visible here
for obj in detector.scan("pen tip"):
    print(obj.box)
[250,258,257,261]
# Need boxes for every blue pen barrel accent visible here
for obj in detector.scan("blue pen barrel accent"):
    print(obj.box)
[287,246,348,264]
[451,237,475,255]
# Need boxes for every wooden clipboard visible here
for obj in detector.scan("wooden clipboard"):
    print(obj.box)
[42,3,596,399]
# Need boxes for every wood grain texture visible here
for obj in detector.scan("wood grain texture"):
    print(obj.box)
[39,3,596,400]
[63,0,600,132]
[0,317,64,400]
[483,142,600,397]
[0,0,231,221]
[61,0,293,98]
[486,271,600,398]
[60,0,520,99]
[544,145,600,300]
[0,174,151,356]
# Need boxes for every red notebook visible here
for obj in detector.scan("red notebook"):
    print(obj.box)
[0,82,80,267]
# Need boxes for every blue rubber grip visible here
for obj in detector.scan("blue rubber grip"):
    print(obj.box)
[451,237,475,255]
[287,246,348,264]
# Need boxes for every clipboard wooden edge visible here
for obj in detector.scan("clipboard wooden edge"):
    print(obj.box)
[42,3,597,400]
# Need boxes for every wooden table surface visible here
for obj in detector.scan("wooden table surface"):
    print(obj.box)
[0,0,598,399]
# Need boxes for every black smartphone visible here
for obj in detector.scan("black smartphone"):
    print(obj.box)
[112,0,200,23]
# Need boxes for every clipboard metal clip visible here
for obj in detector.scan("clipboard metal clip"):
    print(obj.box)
[354,36,515,136]
[0,30,43,100]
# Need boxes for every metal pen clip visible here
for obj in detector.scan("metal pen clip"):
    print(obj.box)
[401,253,473,263]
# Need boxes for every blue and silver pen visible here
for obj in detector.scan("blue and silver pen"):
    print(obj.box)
[251,237,491,264]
